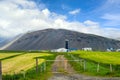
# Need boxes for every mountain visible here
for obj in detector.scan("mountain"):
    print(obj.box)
[117,38,120,41]
[0,35,23,50]
[0,37,10,48]
[3,29,120,51]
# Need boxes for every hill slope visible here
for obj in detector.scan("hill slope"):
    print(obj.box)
[4,29,120,51]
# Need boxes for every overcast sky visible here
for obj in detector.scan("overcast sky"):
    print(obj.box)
[0,0,120,39]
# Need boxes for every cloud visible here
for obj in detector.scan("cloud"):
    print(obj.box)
[102,14,120,20]
[69,9,80,15]
[101,13,120,26]
[84,20,99,26]
[93,0,120,14]
[0,0,120,39]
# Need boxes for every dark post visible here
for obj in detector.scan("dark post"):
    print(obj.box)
[65,39,69,52]
[0,61,2,80]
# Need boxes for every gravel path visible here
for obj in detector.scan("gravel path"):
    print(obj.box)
[48,55,120,80]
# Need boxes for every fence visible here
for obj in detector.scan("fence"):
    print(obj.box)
[66,53,120,74]
[1,53,120,79]
[46,60,81,73]
[35,58,46,73]
[1,58,47,80]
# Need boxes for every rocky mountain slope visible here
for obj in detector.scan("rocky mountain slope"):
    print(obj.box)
[4,29,120,51]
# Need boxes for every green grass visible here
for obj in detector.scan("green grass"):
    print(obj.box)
[0,53,22,60]
[1,50,120,79]
[2,53,52,74]
[70,51,120,65]
[0,52,58,80]
[65,51,120,77]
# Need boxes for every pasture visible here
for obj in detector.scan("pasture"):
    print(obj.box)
[66,50,120,76]
[0,50,120,80]
[1,53,52,74]
[70,51,120,65]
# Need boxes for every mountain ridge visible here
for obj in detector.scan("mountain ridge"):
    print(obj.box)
[4,28,120,51]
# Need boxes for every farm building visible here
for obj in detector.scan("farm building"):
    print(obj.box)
[51,48,67,52]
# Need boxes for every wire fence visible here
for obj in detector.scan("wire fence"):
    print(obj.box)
[1,53,120,79]
[1,58,47,80]
[66,53,120,76]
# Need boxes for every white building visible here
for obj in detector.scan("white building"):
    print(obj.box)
[51,48,67,52]
[106,48,114,52]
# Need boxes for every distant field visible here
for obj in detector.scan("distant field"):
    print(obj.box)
[0,53,22,59]
[0,53,53,74]
[70,51,120,65]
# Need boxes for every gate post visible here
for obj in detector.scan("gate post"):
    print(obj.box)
[0,60,2,80]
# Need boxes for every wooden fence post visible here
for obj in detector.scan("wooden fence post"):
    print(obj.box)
[41,65,42,72]
[21,70,25,79]
[83,60,86,71]
[110,64,112,72]
[97,63,100,72]
[80,59,83,67]
[0,61,2,80]
[36,58,38,73]
[44,62,46,71]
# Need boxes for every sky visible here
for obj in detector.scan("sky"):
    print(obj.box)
[0,0,120,39]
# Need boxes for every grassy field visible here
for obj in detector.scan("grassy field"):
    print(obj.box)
[0,53,22,60]
[1,50,120,79]
[70,51,120,65]
[66,50,120,76]
[2,53,52,74]
[0,52,57,80]
[1,53,52,74]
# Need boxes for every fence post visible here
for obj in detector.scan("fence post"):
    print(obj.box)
[97,63,100,72]
[80,59,82,67]
[110,64,112,72]
[21,70,25,79]
[23,72,25,79]
[41,65,42,72]
[0,61,2,80]
[44,62,46,71]
[83,60,86,71]
[36,58,38,73]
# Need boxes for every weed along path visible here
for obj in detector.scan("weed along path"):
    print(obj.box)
[48,55,120,80]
